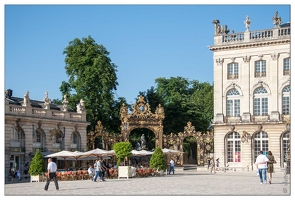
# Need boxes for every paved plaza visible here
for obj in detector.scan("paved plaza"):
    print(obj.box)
[4,168,291,196]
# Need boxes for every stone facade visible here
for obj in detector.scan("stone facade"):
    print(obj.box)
[208,13,290,171]
[4,89,89,182]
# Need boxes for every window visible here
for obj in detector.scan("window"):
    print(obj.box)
[253,87,268,116]
[35,130,41,143]
[255,60,266,77]
[226,89,240,116]
[227,63,239,79]
[283,58,290,75]
[254,131,268,159]
[72,132,78,144]
[282,85,290,114]
[227,132,241,163]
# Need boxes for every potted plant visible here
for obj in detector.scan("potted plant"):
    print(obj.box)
[113,141,132,179]
[28,149,46,182]
[149,147,167,176]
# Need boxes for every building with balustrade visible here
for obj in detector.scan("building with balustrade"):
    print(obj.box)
[4,89,89,182]
[208,12,290,171]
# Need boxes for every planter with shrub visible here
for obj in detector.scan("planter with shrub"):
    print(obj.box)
[28,149,46,182]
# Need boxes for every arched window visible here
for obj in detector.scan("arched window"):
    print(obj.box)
[227,63,239,79]
[253,131,268,159]
[72,132,78,144]
[253,87,268,116]
[35,129,41,143]
[226,132,241,163]
[282,85,290,115]
[226,89,240,117]
[255,60,266,77]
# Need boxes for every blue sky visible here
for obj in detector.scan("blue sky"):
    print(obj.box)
[3,3,291,105]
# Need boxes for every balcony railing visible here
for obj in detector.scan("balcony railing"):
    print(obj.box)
[10,139,25,147]
[225,116,241,123]
[255,72,266,77]
[252,115,270,122]
[215,27,290,46]
[6,104,86,121]
[227,74,239,79]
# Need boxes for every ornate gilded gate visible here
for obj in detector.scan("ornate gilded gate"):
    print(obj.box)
[163,121,214,165]
[87,95,214,166]
[120,95,164,148]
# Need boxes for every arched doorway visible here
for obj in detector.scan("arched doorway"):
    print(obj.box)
[129,128,155,151]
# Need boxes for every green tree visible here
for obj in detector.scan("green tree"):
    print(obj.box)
[61,35,119,133]
[28,149,46,175]
[154,77,213,133]
[149,147,167,171]
[113,142,133,166]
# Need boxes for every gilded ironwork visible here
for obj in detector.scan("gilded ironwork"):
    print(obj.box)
[49,123,64,143]
[163,121,214,166]
[120,95,164,148]
[87,120,123,150]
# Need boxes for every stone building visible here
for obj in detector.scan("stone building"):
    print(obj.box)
[4,89,89,182]
[208,12,290,171]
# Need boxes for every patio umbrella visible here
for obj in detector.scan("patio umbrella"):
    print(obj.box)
[79,148,116,159]
[162,148,181,154]
[131,150,153,157]
[45,150,77,170]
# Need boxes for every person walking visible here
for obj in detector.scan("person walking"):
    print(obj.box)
[255,150,269,184]
[98,157,106,182]
[93,160,99,182]
[216,158,221,170]
[267,151,276,184]
[44,158,59,191]
[169,159,175,174]
[210,157,216,174]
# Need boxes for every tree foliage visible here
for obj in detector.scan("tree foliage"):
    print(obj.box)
[149,147,167,170]
[60,35,119,133]
[113,142,133,166]
[154,77,213,133]
[28,149,46,175]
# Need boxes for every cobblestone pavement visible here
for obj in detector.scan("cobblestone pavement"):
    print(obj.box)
[4,169,291,196]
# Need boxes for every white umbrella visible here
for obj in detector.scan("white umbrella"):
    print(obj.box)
[45,150,77,169]
[162,148,181,154]
[79,148,116,159]
[45,150,76,159]
[131,150,153,157]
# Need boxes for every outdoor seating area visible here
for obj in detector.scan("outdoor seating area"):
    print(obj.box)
[43,167,163,181]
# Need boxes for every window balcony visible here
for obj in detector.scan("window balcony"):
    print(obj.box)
[255,72,266,77]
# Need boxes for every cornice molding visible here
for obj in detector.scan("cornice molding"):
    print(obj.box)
[208,39,290,51]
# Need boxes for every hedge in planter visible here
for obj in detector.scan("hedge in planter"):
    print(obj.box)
[28,149,46,176]
[149,147,167,171]
[113,142,132,166]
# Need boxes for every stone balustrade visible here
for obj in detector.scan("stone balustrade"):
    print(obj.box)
[6,104,86,121]
[215,27,290,45]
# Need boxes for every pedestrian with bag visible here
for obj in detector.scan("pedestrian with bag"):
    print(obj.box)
[267,150,276,184]
[44,158,59,191]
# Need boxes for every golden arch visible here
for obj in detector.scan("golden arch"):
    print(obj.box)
[163,121,214,165]
[120,95,164,148]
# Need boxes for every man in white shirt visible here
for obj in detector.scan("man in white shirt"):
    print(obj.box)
[255,151,269,184]
[169,159,175,174]
[44,158,59,191]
